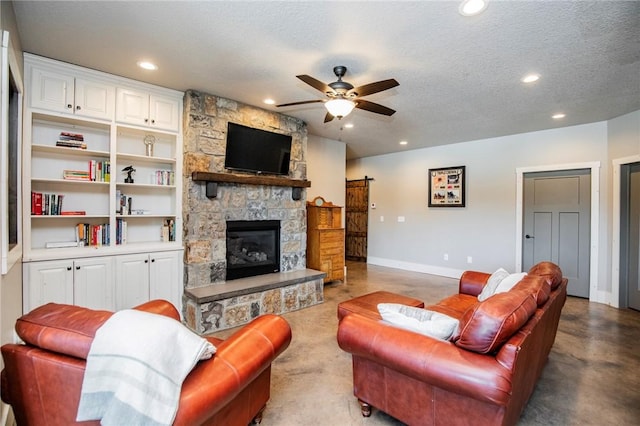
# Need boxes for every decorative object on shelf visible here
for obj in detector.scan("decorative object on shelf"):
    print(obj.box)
[311,196,336,207]
[143,134,156,157]
[428,166,466,207]
[122,165,136,184]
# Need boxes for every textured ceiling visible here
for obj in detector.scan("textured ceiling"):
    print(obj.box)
[12,1,640,160]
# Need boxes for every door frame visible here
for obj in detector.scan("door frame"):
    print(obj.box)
[515,162,600,303]
[611,155,640,308]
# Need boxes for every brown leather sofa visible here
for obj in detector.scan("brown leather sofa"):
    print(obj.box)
[1,299,292,426]
[337,262,567,426]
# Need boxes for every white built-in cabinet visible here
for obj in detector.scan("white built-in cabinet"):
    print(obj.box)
[24,257,113,311]
[30,67,115,120]
[116,88,180,132]
[22,53,184,314]
[115,251,182,311]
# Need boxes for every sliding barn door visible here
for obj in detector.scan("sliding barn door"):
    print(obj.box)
[345,179,369,262]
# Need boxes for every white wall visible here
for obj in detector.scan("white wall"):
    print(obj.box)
[347,121,620,296]
[307,134,346,216]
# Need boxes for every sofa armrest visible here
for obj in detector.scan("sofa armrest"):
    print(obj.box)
[174,314,292,425]
[459,270,491,296]
[337,313,512,407]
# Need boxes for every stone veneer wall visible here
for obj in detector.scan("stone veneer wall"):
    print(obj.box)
[182,90,319,331]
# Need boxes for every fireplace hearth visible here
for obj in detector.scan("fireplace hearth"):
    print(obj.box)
[226,220,280,280]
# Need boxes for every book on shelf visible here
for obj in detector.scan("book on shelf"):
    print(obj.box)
[161,218,175,242]
[116,218,127,245]
[45,241,80,249]
[31,191,64,215]
[59,131,84,141]
[63,169,90,181]
[56,140,87,149]
[88,160,110,182]
[76,222,110,247]
[60,211,86,216]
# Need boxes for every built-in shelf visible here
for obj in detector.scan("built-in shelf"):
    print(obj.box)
[191,171,311,200]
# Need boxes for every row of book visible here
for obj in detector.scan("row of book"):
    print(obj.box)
[116,190,132,215]
[56,131,87,150]
[154,170,175,186]
[63,160,110,182]
[76,223,109,247]
[116,218,128,245]
[161,219,176,242]
[31,192,66,215]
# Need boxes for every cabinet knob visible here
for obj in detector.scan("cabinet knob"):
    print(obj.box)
[76,266,80,270]
[67,266,72,271]
[151,119,155,124]
[76,105,81,110]
[151,258,155,263]
[144,118,149,123]
[145,259,149,263]
[67,104,73,109]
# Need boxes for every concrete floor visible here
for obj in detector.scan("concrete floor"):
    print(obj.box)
[211,261,640,425]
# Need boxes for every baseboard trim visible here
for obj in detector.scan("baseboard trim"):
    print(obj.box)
[367,257,465,279]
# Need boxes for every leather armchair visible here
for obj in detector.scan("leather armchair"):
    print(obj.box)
[1,300,292,426]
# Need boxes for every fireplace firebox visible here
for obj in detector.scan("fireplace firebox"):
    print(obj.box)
[226,220,280,280]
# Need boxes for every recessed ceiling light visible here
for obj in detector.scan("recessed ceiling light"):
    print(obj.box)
[263,98,275,105]
[344,123,354,129]
[459,0,488,16]
[137,61,158,71]
[552,113,566,119]
[399,140,408,146]
[521,74,540,84]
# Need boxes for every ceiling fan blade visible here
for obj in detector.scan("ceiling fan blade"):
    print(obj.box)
[297,75,333,94]
[355,99,396,116]
[324,112,335,123]
[349,79,399,97]
[276,99,324,107]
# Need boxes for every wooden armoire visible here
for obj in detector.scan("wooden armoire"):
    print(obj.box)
[306,197,345,283]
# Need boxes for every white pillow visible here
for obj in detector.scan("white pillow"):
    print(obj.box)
[478,268,510,301]
[494,272,528,294]
[377,303,459,340]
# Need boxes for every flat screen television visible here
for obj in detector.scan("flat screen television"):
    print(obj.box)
[224,122,292,175]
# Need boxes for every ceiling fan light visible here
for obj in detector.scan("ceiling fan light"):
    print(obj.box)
[325,99,356,119]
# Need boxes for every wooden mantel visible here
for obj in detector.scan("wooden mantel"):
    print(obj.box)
[192,171,311,200]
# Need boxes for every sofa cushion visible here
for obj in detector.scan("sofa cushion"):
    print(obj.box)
[455,289,537,354]
[512,275,550,306]
[477,268,510,301]
[528,261,563,289]
[378,303,460,340]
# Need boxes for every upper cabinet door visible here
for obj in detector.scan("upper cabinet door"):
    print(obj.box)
[116,88,180,132]
[149,94,180,132]
[30,67,74,113]
[74,78,115,120]
[116,87,150,127]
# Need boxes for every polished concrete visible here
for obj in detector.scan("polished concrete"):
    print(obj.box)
[211,261,640,425]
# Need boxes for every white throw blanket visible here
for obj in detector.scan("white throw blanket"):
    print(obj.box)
[76,309,215,426]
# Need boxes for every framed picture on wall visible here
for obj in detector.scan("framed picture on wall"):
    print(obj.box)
[428,166,466,207]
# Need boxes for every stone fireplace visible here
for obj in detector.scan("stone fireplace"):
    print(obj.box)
[182,90,324,333]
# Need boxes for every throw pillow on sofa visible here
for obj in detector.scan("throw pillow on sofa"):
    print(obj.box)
[494,272,528,294]
[477,268,510,301]
[377,303,459,340]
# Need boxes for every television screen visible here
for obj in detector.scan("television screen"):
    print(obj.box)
[224,122,292,175]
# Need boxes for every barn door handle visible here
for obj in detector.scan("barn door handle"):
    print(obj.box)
[525,234,534,239]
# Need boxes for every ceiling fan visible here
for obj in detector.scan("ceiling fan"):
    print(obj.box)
[276,66,399,123]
